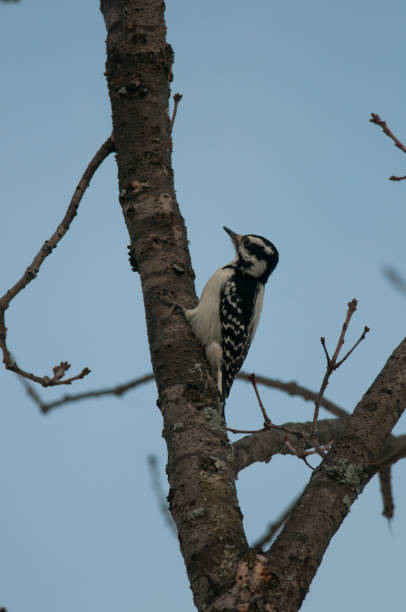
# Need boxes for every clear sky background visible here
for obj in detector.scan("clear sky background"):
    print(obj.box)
[1,1,406,610]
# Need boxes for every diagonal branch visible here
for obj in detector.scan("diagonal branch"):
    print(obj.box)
[370,113,406,154]
[0,136,115,386]
[370,113,406,181]
[19,372,154,413]
[260,338,406,612]
[237,372,349,418]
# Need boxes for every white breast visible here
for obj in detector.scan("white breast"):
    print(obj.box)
[184,265,234,347]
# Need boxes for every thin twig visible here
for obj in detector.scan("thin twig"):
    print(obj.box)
[370,113,406,180]
[21,373,154,413]
[0,136,115,386]
[283,436,315,469]
[147,455,177,534]
[370,113,406,154]
[238,372,348,419]
[248,373,272,424]
[310,299,369,456]
[320,337,331,366]
[282,437,333,469]
[336,326,370,368]
[170,93,183,133]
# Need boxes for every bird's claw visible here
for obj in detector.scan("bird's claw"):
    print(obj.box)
[159,291,184,320]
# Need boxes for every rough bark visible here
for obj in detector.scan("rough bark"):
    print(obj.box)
[260,338,406,612]
[100,1,248,609]
[233,418,346,473]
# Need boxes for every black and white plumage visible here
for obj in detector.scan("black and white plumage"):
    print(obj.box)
[184,226,279,401]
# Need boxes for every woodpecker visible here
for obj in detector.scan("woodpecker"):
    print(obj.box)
[184,226,279,402]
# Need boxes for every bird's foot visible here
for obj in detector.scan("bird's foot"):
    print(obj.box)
[159,291,186,321]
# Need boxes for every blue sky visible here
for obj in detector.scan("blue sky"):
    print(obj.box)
[1,1,406,610]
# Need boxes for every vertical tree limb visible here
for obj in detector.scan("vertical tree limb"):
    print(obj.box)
[378,466,394,519]
[100,2,248,609]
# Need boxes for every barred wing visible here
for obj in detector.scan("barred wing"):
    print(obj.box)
[220,275,259,399]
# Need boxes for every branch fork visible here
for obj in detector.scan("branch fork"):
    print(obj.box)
[228,299,369,466]
[310,299,369,456]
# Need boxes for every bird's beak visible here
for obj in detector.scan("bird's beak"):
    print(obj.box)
[223,226,243,251]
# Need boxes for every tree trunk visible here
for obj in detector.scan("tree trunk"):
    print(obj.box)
[100,1,248,609]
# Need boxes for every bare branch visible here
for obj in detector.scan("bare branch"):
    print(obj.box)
[335,326,370,368]
[378,466,394,520]
[389,174,406,182]
[262,338,406,612]
[320,337,331,366]
[370,113,406,154]
[233,418,346,473]
[170,93,183,133]
[311,299,368,443]
[248,372,272,425]
[21,373,154,413]
[369,433,406,470]
[0,136,114,386]
[22,368,349,419]
[237,372,349,419]
[147,455,177,534]
[370,113,406,180]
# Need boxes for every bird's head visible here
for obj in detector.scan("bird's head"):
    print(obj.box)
[223,226,279,283]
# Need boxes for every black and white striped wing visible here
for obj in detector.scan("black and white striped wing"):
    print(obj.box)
[220,278,256,399]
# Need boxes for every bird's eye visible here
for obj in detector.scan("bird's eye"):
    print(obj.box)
[243,238,250,248]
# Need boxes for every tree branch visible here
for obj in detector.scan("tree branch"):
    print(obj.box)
[232,372,349,418]
[370,113,406,154]
[378,466,394,520]
[0,136,114,386]
[170,92,183,132]
[260,338,406,612]
[147,454,177,534]
[311,299,368,442]
[370,113,406,180]
[21,369,348,419]
[233,418,346,473]
[20,373,155,413]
